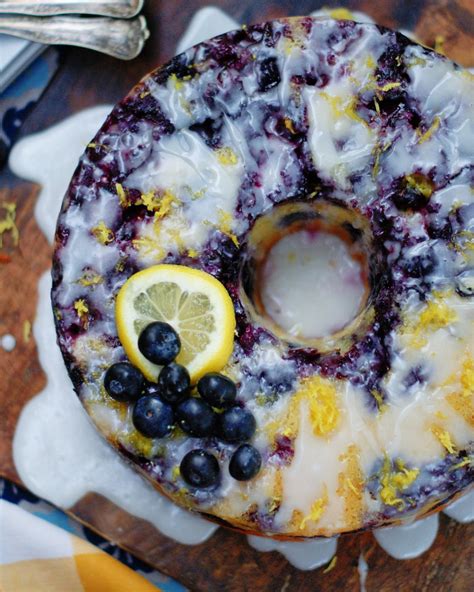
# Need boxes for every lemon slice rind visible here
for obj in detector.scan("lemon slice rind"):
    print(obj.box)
[115,264,236,382]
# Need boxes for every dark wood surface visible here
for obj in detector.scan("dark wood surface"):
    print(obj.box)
[1,1,473,590]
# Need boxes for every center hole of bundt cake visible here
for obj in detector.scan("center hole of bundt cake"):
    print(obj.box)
[261,229,366,339]
[240,200,372,348]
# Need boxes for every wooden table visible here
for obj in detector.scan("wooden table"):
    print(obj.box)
[1,1,473,590]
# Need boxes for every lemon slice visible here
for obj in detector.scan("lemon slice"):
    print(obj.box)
[116,264,236,382]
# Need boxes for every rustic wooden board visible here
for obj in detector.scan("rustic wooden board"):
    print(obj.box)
[1,1,473,591]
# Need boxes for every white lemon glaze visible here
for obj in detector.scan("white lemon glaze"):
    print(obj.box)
[261,230,366,338]
[7,5,474,571]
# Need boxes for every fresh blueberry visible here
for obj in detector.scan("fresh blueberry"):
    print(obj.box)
[176,398,217,437]
[138,322,180,365]
[428,218,452,240]
[229,444,262,481]
[197,373,237,408]
[392,190,428,211]
[393,176,433,212]
[219,406,256,443]
[158,362,191,405]
[258,56,281,92]
[132,395,174,438]
[180,449,220,488]
[104,362,144,402]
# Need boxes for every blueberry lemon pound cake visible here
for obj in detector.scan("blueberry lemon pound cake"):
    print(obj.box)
[52,17,474,538]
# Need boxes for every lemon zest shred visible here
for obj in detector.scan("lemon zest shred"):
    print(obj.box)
[23,320,31,343]
[132,236,165,258]
[217,209,239,247]
[74,299,89,319]
[365,55,376,70]
[406,295,457,348]
[451,230,474,254]
[460,357,474,397]
[442,356,474,426]
[323,556,338,573]
[88,142,109,151]
[78,271,103,287]
[265,375,340,441]
[187,248,198,258]
[372,147,381,179]
[451,458,472,470]
[267,497,280,513]
[431,425,456,454]
[171,465,181,480]
[140,191,157,210]
[169,73,184,91]
[215,147,238,166]
[418,299,457,329]
[299,487,328,530]
[345,478,360,497]
[308,382,340,436]
[319,92,367,126]
[371,389,386,412]
[417,116,441,144]
[374,96,380,115]
[191,189,205,200]
[141,189,179,219]
[284,118,297,134]
[91,221,114,245]
[377,82,402,93]
[391,467,419,490]
[168,227,187,254]
[380,456,419,508]
[299,375,341,437]
[0,202,19,248]
[405,173,434,198]
[115,183,129,207]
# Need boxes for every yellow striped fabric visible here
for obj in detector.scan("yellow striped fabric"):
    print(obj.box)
[0,500,160,592]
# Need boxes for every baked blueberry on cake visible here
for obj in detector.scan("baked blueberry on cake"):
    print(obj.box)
[52,17,474,538]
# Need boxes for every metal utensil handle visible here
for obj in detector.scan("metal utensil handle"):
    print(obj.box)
[0,0,144,18]
[0,15,149,60]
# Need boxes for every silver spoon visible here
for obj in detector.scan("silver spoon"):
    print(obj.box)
[0,0,144,18]
[0,15,149,60]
